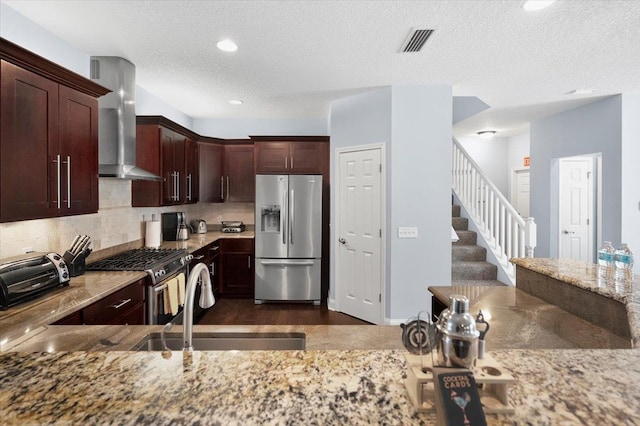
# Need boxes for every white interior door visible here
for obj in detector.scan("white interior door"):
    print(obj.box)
[558,157,593,261]
[336,147,383,324]
[513,169,530,217]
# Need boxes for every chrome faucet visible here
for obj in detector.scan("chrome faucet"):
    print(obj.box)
[182,263,215,351]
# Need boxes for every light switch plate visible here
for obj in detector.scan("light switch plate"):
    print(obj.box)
[398,227,418,238]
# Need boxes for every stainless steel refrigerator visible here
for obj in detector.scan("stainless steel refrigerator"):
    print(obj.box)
[254,174,322,304]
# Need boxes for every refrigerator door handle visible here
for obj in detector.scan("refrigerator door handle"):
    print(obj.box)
[290,189,295,244]
[282,190,288,245]
[259,260,315,266]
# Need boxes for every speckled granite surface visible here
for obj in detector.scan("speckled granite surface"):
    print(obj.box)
[511,258,640,348]
[1,348,638,425]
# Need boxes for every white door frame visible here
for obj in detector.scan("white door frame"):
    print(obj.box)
[557,155,597,262]
[333,143,386,324]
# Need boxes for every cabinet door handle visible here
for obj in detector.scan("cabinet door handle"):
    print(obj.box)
[54,155,61,209]
[109,298,132,309]
[221,176,224,200]
[176,171,180,201]
[66,156,71,208]
[187,174,192,201]
[285,157,288,169]
[248,256,251,269]
[226,176,230,199]
[210,262,215,276]
[210,246,219,251]
[193,255,205,260]
[290,156,293,170]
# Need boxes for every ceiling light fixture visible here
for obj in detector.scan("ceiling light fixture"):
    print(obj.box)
[523,1,555,11]
[216,39,238,52]
[477,131,497,139]
[229,99,243,105]
[566,89,595,95]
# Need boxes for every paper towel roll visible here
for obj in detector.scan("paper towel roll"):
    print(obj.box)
[145,221,161,248]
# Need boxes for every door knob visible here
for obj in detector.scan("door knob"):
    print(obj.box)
[562,230,575,234]
[339,238,346,245]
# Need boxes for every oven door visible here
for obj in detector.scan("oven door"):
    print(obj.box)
[147,268,189,325]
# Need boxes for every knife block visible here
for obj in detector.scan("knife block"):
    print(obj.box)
[63,249,91,277]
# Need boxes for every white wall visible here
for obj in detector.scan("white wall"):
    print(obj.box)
[620,93,640,272]
[507,133,530,171]
[530,96,623,259]
[136,86,193,130]
[458,136,509,196]
[193,118,328,139]
[329,85,452,323]
[1,2,88,76]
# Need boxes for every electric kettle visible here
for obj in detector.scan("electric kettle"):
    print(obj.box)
[190,219,207,234]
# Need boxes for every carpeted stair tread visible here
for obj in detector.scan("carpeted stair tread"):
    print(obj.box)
[452,261,498,281]
[452,245,487,262]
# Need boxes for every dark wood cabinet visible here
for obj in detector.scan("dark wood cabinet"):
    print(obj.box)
[83,278,146,325]
[219,239,254,297]
[199,142,254,203]
[198,142,224,203]
[132,116,200,207]
[184,139,198,204]
[0,41,106,223]
[253,138,328,174]
[224,145,254,202]
[51,278,146,326]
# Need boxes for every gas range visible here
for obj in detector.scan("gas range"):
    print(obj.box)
[86,248,193,285]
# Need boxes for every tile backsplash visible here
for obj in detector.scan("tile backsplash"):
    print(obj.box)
[0,179,254,259]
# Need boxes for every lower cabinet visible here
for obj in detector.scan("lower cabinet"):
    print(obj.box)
[219,239,254,298]
[52,278,147,325]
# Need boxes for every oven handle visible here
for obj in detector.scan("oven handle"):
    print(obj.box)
[154,283,168,293]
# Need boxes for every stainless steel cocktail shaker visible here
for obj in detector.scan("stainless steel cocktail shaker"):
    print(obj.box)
[434,295,479,369]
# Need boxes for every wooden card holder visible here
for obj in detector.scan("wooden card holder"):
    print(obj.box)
[404,352,515,414]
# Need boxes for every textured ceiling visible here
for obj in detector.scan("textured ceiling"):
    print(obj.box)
[4,0,640,137]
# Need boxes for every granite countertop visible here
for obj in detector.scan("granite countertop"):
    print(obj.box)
[511,258,640,348]
[1,348,639,425]
[428,286,630,349]
[0,231,254,350]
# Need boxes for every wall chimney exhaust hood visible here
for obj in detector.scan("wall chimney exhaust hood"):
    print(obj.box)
[90,56,162,181]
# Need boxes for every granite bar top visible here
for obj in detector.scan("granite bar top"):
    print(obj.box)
[1,348,639,425]
[0,231,253,350]
[428,286,630,349]
[511,257,640,348]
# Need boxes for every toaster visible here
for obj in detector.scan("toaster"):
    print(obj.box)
[190,219,207,234]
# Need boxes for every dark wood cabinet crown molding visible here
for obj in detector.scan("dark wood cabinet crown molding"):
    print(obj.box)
[0,37,110,98]
[136,116,200,141]
[250,135,329,143]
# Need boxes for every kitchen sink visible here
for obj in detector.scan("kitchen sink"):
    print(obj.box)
[132,332,306,351]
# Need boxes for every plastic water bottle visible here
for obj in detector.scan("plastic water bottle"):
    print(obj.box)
[614,243,634,283]
[597,241,615,279]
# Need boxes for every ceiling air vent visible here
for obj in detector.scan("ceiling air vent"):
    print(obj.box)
[400,28,434,53]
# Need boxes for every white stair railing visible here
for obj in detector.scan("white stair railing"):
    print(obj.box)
[452,138,536,285]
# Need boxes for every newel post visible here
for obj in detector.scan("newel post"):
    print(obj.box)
[525,217,537,258]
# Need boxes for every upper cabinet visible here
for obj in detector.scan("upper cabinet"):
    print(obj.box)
[0,38,109,223]
[198,140,254,203]
[132,116,200,207]
[253,137,329,174]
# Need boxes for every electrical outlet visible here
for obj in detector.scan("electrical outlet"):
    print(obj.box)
[398,227,418,238]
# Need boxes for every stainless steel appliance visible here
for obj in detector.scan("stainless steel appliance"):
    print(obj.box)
[0,253,70,310]
[86,248,195,324]
[254,174,322,304]
[162,212,189,241]
[221,220,245,233]
[190,219,207,234]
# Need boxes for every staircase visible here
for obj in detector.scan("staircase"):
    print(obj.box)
[451,204,505,286]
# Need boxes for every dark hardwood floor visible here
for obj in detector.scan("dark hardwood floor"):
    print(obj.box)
[196,298,371,325]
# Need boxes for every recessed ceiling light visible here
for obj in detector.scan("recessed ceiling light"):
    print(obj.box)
[523,1,555,11]
[217,39,238,52]
[229,99,243,105]
[477,131,497,139]
[566,89,595,95]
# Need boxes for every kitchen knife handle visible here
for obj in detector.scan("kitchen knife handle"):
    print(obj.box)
[290,190,295,244]
[221,176,224,200]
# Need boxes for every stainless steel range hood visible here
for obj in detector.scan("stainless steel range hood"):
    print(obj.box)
[90,56,162,181]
